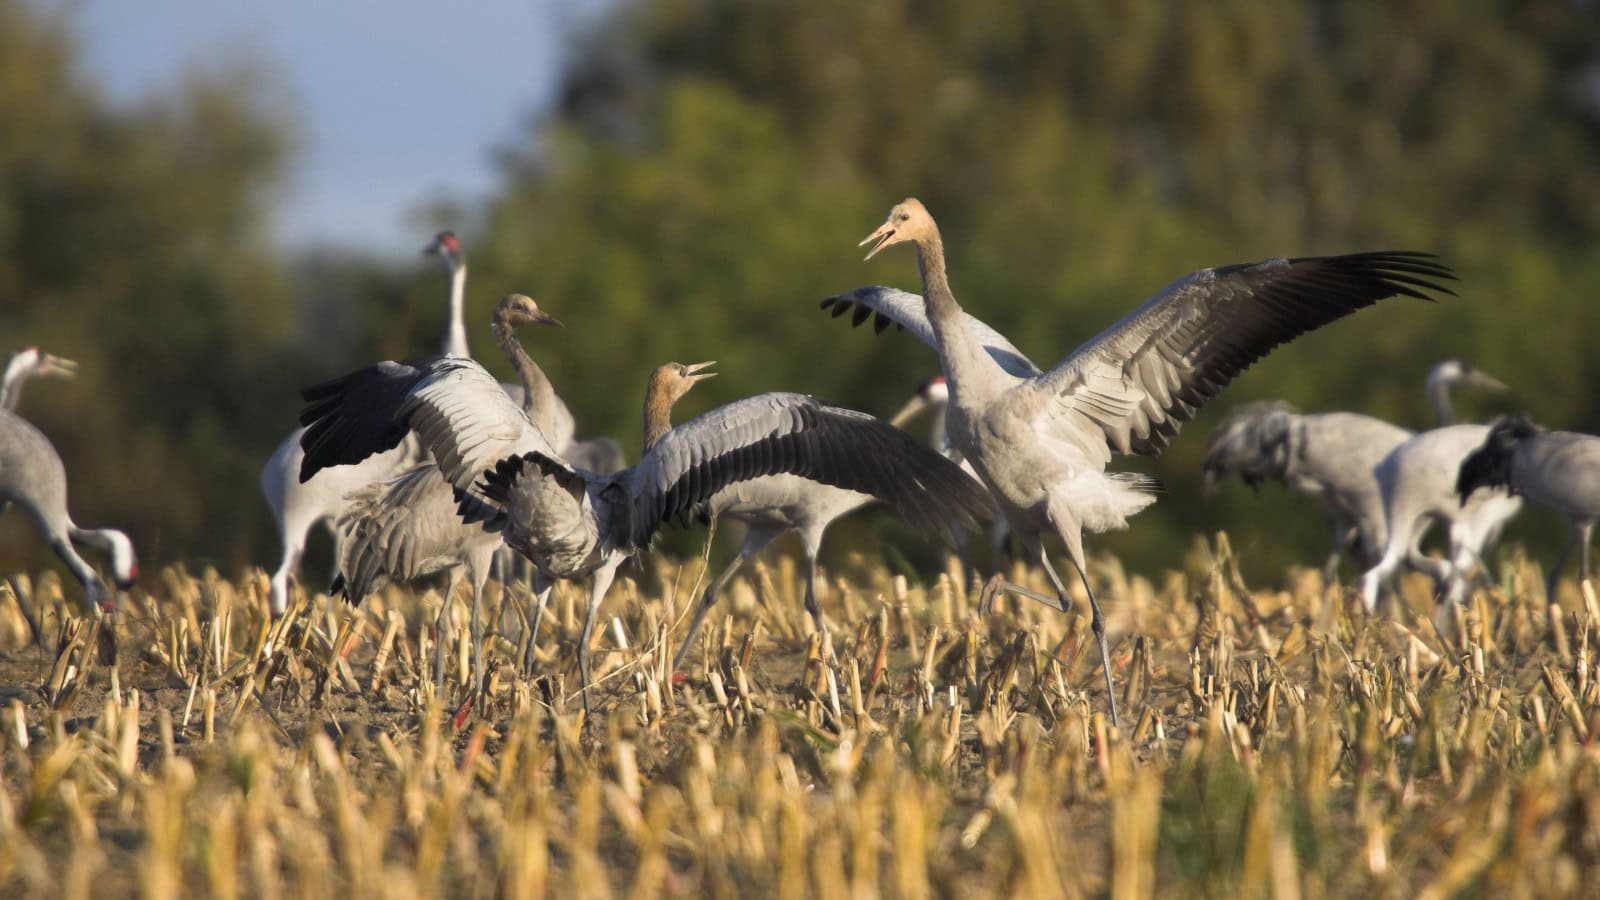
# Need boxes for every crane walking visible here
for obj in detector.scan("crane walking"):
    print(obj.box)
[832,197,1456,724]
[1458,415,1600,600]
[1202,359,1506,581]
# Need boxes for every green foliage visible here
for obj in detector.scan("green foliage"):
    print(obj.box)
[0,0,297,568]
[4,0,1600,582]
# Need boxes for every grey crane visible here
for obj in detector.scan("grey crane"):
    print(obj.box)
[1458,414,1600,600]
[831,197,1455,725]
[258,232,470,616]
[1201,359,1506,581]
[2,346,78,411]
[0,408,138,613]
[886,375,1011,568]
[259,230,625,616]
[329,293,563,697]
[665,363,993,673]
[297,354,991,719]
[1355,423,1523,611]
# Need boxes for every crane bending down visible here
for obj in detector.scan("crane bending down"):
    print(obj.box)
[2,347,78,411]
[297,356,991,718]
[0,408,138,613]
[329,294,563,697]
[1201,359,1506,581]
[832,197,1456,725]
[1457,415,1600,601]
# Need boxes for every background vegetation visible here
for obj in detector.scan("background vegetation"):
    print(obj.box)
[3,0,1599,582]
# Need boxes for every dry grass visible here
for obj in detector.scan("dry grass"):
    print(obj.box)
[3,534,1600,898]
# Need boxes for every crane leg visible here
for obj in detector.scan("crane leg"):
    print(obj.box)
[1580,521,1594,588]
[524,572,554,679]
[470,566,488,701]
[434,568,463,691]
[1322,513,1357,586]
[672,529,777,674]
[673,553,747,674]
[576,557,623,726]
[1039,524,1119,729]
[1547,526,1579,602]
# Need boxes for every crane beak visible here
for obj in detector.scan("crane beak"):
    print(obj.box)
[860,221,897,261]
[531,310,564,328]
[888,393,928,428]
[1467,369,1507,392]
[39,353,78,378]
[685,360,718,383]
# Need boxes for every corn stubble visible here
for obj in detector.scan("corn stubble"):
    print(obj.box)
[1,536,1598,897]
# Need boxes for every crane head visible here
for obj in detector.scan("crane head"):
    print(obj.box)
[1430,358,1507,393]
[861,198,934,260]
[6,346,78,381]
[650,361,718,402]
[105,529,139,590]
[889,375,948,428]
[495,293,563,329]
[423,230,464,267]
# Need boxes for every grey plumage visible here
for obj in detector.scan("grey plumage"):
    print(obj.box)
[1458,415,1600,599]
[1357,424,1522,610]
[0,408,138,613]
[839,197,1456,725]
[301,355,991,719]
[1202,360,1505,582]
[320,293,565,697]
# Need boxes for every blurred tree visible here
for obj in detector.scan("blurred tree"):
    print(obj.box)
[5,0,1600,586]
[0,0,300,572]
[468,0,1600,578]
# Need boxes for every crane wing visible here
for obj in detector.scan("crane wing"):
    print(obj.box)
[1026,252,1455,457]
[819,286,1041,378]
[620,392,994,550]
[299,355,555,489]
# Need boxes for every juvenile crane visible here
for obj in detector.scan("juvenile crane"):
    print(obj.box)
[330,293,563,697]
[0,408,138,612]
[297,354,991,718]
[665,364,992,672]
[1458,415,1600,600]
[1201,359,1506,581]
[2,346,78,411]
[831,197,1455,724]
[887,375,1010,567]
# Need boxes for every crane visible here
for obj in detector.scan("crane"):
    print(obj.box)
[1457,415,1600,601]
[329,294,564,697]
[887,374,1010,569]
[830,197,1455,724]
[2,346,78,411]
[0,408,138,613]
[1201,359,1507,581]
[297,354,991,719]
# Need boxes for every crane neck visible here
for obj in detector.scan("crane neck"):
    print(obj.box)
[442,262,470,357]
[491,319,560,436]
[912,228,1005,402]
[641,377,682,454]
[0,375,24,412]
[1427,375,1456,426]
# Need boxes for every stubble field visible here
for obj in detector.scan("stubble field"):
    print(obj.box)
[1,535,1598,898]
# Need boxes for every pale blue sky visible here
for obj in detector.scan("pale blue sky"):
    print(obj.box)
[33,0,608,257]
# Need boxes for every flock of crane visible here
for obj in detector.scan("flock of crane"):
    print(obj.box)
[4,198,1598,726]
